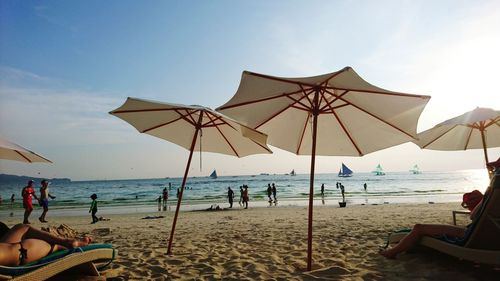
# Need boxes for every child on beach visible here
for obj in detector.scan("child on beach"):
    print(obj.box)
[89,194,98,224]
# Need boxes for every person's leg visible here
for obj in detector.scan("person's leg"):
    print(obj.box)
[39,206,48,222]
[0,224,91,249]
[92,211,98,223]
[381,224,466,258]
[23,209,32,224]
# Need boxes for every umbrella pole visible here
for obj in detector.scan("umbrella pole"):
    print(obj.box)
[167,116,203,255]
[307,93,320,271]
[480,129,491,178]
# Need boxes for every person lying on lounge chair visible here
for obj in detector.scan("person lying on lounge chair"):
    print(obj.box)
[0,222,92,266]
[381,178,495,259]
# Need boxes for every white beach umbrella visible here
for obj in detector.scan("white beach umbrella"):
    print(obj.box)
[217,67,430,270]
[0,136,52,163]
[413,107,500,176]
[109,97,272,254]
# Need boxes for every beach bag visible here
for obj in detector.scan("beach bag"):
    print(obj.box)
[461,190,483,211]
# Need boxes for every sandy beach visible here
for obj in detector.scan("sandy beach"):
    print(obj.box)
[2,202,499,280]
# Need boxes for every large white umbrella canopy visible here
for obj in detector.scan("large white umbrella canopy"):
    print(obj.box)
[413,107,500,172]
[217,66,430,270]
[110,97,272,254]
[0,136,52,163]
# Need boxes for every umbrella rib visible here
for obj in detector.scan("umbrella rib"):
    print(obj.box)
[244,68,349,91]
[324,101,363,156]
[245,69,429,99]
[175,109,197,126]
[484,118,500,128]
[15,150,33,163]
[254,94,311,129]
[141,116,184,133]
[112,107,187,114]
[319,67,351,85]
[296,112,311,154]
[287,90,314,111]
[206,113,240,157]
[338,99,417,138]
[421,125,459,149]
[463,126,475,150]
[218,90,305,110]
[319,90,348,112]
[326,86,430,99]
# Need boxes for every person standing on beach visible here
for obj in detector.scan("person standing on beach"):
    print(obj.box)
[162,187,168,211]
[267,184,272,203]
[89,194,98,224]
[363,183,367,191]
[321,183,325,197]
[38,180,56,223]
[227,187,234,208]
[271,183,277,204]
[242,185,249,209]
[22,180,38,224]
[340,184,345,202]
[157,196,162,211]
[239,186,244,206]
[10,194,15,205]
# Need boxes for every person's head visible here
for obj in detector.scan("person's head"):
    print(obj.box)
[0,222,10,239]
[90,194,97,200]
[228,186,231,190]
[27,180,34,186]
[41,179,49,187]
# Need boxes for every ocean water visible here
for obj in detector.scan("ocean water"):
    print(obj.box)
[0,170,491,217]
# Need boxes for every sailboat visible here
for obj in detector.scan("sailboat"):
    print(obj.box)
[372,164,386,176]
[290,169,296,176]
[338,163,353,177]
[209,169,218,179]
[410,164,421,174]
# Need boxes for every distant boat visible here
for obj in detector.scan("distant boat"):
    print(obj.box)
[209,170,217,179]
[290,169,296,176]
[410,164,421,174]
[260,173,269,176]
[372,164,386,176]
[338,163,353,177]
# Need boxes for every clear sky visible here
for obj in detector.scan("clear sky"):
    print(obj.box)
[1,0,499,180]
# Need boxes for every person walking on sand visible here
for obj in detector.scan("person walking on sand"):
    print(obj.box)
[157,195,162,211]
[267,183,272,203]
[340,184,345,202]
[321,183,325,197]
[89,194,98,224]
[162,187,168,211]
[272,183,277,203]
[38,180,56,223]
[242,185,249,209]
[364,183,367,191]
[227,187,234,208]
[21,180,38,224]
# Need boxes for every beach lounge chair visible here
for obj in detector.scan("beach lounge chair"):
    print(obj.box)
[0,244,116,281]
[387,171,500,265]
